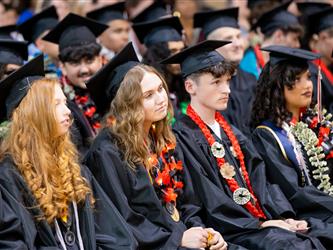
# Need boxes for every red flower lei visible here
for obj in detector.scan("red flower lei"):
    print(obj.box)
[187,105,266,219]
[148,143,184,205]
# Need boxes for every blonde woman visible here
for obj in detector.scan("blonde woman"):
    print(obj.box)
[0,55,136,249]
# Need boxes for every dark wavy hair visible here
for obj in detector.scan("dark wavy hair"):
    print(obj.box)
[186,60,237,82]
[251,60,309,128]
[59,42,101,63]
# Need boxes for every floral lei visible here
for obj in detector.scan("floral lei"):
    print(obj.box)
[61,76,101,132]
[148,143,184,214]
[187,105,266,219]
[289,106,333,196]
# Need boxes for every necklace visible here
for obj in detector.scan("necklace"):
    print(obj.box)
[187,105,266,219]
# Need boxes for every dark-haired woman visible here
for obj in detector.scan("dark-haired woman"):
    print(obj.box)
[251,46,333,228]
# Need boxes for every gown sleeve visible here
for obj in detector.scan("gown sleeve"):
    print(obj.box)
[80,166,138,250]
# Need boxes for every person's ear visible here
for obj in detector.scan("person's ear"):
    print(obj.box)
[185,78,197,96]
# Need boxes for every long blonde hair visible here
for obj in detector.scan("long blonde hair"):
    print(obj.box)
[106,64,176,169]
[0,78,92,224]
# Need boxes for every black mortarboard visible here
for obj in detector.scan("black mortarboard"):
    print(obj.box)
[0,54,45,122]
[86,42,140,115]
[18,6,58,43]
[193,7,239,38]
[160,40,231,78]
[0,25,17,39]
[131,1,168,23]
[261,45,320,66]
[297,2,331,17]
[86,2,126,24]
[132,16,183,47]
[42,13,108,51]
[307,7,333,35]
[0,39,28,65]
[252,0,300,35]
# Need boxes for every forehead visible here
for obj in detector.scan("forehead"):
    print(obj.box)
[54,84,66,98]
[140,71,162,92]
[208,26,240,39]
[108,19,129,27]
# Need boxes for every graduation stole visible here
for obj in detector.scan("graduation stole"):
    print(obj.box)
[187,105,266,219]
[253,44,265,70]
[147,143,184,222]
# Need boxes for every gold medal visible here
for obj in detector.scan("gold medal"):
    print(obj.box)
[166,203,180,222]
[211,142,225,158]
[220,163,236,179]
[233,187,251,205]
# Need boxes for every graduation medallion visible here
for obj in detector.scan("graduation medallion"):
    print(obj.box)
[64,230,76,246]
[166,203,180,222]
[220,163,236,179]
[211,142,225,158]
[233,187,251,205]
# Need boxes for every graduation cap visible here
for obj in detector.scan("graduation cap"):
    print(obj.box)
[0,54,45,122]
[86,2,126,24]
[193,7,239,38]
[86,42,140,116]
[0,39,28,65]
[252,0,299,35]
[160,40,231,78]
[307,7,333,36]
[297,2,331,17]
[261,45,320,66]
[18,6,58,43]
[0,25,17,39]
[131,1,168,23]
[42,13,108,52]
[132,16,183,47]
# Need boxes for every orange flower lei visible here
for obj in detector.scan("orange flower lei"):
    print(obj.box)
[148,143,184,205]
[187,105,266,219]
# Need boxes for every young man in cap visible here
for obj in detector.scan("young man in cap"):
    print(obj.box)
[86,2,130,60]
[193,7,256,137]
[162,40,332,249]
[240,0,303,78]
[18,6,60,77]
[43,12,108,155]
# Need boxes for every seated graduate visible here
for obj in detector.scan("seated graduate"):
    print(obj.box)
[0,55,137,249]
[162,40,332,249]
[0,39,28,141]
[251,46,333,223]
[84,42,232,250]
[133,16,188,121]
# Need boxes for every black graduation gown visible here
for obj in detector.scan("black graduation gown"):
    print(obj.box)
[0,156,137,250]
[252,124,333,224]
[83,128,201,250]
[310,62,333,114]
[174,115,329,250]
[68,101,94,158]
[222,67,257,138]
[84,128,247,250]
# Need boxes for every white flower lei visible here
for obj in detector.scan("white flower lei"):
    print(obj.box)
[290,121,333,196]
